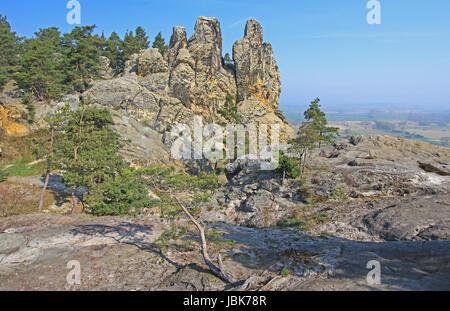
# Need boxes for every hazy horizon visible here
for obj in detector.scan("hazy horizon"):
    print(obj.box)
[1,0,449,113]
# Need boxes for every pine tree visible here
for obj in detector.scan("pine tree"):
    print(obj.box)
[54,103,129,214]
[289,98,339,173]
[152,32,168,54]
[105,31,124,73]
[135,26,150,50]
[15,27,66,100]
[89,171,153,216]
[289,121,319,173]
[62,25,103,93]
[0,15,23,90]
[122,30,140,62]
[304,97,339,148]
[32,106,67,212]
[276,151,300,184]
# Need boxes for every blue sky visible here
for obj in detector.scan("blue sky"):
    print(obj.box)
[1,0,449,112]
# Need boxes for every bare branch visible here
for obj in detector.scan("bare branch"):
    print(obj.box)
[171,193,237,284]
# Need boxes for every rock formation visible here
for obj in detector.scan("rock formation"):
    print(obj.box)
[0,96,29,137]
[81,17,295,165]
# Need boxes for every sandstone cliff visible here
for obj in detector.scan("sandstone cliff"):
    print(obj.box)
[0,95,29,137]
[81,17,294,165]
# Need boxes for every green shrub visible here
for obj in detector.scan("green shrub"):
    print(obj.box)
[218,93,240,124]
[332,187,347,201]
[281,268,291,277]
[90,173,155,216]
[22,94,35,124]
[276,152,300,179]
[277,217,309,230]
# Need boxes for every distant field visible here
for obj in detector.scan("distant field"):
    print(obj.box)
[287,111,450,148]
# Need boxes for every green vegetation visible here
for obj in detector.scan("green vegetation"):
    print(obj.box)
[140,166,220,194]
[281,268,291,277]
[122,27,151,62]
[152,32,168,54]
[89,171,155,216]
[0,15,22,91]
[218,93,240,124]
[277,217,309,230]
[134,165,220,220]
[0,15,165,99]
[22,94,35,124]
[14,25,107,100]
[156,224,188,250]
[278,97,338,181]
[312,212,329,224]
[0,160,43,178]
[303,98,339,148]
[332,187,347,202]
[276,151,300,181]
[32,104,153,216]
[289,98,339,173]
[0,168,8,183]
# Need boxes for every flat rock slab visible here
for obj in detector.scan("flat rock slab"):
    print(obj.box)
[364,194,450,241]
[0,214,449,291]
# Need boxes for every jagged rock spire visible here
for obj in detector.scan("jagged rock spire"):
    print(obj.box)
[233,19,281,109]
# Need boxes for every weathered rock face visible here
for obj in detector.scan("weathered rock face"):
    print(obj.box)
[233,20,294,140]
[201,135,450,230]
[363,194,450,241]
[81,16,294,165]
[0,97,29,137]
[82,76,194,165]
[233,19,281,108]
[184,17,237,118]
[98,56,115,80]
[119,17,291,125]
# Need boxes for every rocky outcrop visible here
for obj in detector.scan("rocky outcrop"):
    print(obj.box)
[1,213,449,291]
[81,16,295,165]
[83,76,194,165]
[363,195,450,241]
[98,56,115,80]
[202,135,450,229]
[233,19,281,108]
[0,96,29,137]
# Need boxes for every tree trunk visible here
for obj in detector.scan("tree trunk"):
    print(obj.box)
[38,128,54,213]
[71,188,77,215]
[301,151,307,174]
[38,169,51,213]
[282,168,286,186]
[319,131,323,149]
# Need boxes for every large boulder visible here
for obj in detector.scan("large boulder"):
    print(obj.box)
[82,76,194,166]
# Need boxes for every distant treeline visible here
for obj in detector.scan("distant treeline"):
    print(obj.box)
[287,110,449,126]
[369,110,450,126]
[0,14,168,101]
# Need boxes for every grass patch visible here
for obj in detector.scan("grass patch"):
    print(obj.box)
[277,218,309,230]
[0,160,44,178]
[0,181,56,217]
